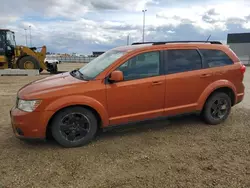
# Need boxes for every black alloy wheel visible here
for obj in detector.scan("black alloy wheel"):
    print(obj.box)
[59,113,91,142]
[51,107,98,148]
[203,92,231,125]
[210,98,229,120]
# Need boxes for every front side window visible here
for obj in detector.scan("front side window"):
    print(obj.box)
[199,49,234,68]
[78,49,127,79]
[166,49,202,74]
[117,51,160,81]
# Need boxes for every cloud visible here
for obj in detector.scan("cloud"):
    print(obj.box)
[10,19,143,53]
[2,0,250,54]
[90,1,120,10]
[0,17,20,25]
[89,0,155,11]
[2,0,153,20]
[202,9,219,23]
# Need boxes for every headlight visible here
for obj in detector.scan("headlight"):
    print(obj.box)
[17,99,41,112]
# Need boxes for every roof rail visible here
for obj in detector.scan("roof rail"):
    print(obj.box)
[131,41,222,45]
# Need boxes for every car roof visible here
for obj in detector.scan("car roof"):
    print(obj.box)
[114,41,228,53]
[114,43,152,52]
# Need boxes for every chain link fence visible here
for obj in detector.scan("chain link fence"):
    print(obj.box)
[46,56,97,63]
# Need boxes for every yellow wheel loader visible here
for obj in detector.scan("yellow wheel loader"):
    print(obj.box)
[0,29,57,73]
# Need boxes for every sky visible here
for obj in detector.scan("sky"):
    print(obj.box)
[2,0,250,54]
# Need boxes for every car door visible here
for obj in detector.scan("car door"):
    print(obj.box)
[163,48,213,116]
[106,51,166,125]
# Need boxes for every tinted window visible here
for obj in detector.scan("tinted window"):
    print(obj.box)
[117,51,160,81]
[166,49,202,74]
[200,49,233,68]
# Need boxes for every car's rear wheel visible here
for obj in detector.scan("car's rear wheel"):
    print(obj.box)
[51,107,98,148]
[203,92,231,125]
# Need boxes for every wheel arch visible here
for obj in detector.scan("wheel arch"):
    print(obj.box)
[205,87,235,106]
[44,95,109,139]
[197,80,237,110]
[46,104,103,139]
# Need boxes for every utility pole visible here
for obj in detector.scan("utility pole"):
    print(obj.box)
[142,9,147,42]
[127,34,130,45]
[24,28,27,46]
[29,26,32,47]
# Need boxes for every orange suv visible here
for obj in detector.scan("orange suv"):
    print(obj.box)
[10,41,246,147]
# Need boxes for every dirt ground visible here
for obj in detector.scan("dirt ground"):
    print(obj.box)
[0,63,250,188]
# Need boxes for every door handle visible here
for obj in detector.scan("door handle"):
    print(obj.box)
[200,73,212,78]
[151,81,163,86]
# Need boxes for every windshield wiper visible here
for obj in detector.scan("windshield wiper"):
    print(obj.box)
[70,69,77,77]
[70,69,89,81]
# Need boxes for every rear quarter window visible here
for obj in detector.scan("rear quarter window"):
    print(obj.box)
[199,49,234,68]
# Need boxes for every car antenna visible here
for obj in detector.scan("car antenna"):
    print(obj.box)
[205,34,211,43]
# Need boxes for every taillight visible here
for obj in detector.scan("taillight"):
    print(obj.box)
[240,64,246,74]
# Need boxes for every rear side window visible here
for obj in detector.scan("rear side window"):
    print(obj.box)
[165,49,202,74]
[199,49,234,68]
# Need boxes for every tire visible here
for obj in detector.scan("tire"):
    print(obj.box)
[51,107,98,148]
[48,63,58,74]
[54,64,58,73]
[39,68,43,73]
[202,92,232,125]
[17,56,40,70]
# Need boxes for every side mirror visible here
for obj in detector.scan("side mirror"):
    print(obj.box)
[109,70,124,82]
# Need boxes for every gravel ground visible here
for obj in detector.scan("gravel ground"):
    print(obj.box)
[0,64,250,188]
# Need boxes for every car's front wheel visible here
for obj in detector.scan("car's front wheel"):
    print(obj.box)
[51,107,98,148]
[202,92,232,125]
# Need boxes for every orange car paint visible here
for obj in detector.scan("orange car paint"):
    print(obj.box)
[10,43,245,139]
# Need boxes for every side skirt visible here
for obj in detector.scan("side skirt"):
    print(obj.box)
[103,111,201,132]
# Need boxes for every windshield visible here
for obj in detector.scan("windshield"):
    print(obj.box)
[6,31,16,47]
[78,49,127,79]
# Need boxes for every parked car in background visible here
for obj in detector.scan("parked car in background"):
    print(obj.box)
[44,58,61,64]
[43,58,59,74]
[10,41,245,148]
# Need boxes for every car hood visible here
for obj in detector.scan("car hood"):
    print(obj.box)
[18,72,87,99]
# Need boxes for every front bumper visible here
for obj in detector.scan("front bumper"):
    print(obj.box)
[10,107,53,140]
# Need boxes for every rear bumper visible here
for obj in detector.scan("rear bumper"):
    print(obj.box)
[236,93,244,105]
[10,107,52,140]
